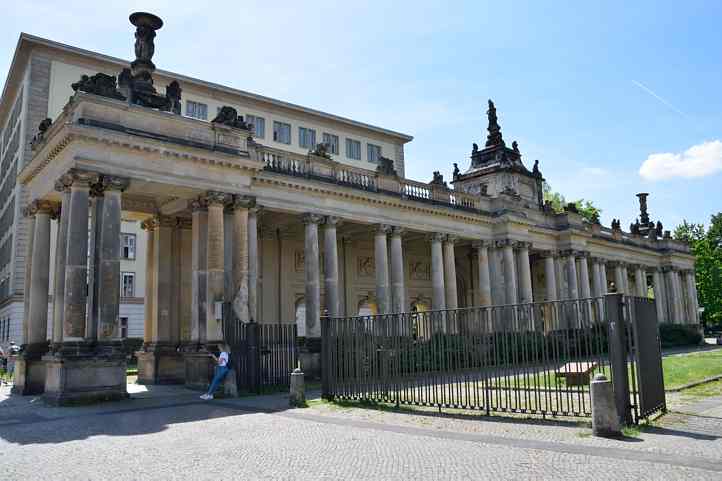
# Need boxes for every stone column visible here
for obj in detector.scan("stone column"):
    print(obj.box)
[62,171,97,341]
[590,258,605,297]
[97,176,128,342]
[21,210,35,346]
[541,250,558,301]
[565,251,580,300]
[652,268,667,323]
[303,213,322,337]
[389,226,406,314]
[231,196,251,323]
[578,253,591,299]
[248,204,260,322]
[443,236,458,310]
[27,201,56,345]
[205,192,228,343]
[52,179,71,344]
[86,187,103,341]
[613,262,626,295]
[683,270,700,324]
[374,224,391,315]
[621,264,631,295]
[599,261,609,295]
[500,240,518,304]
[142,219,157,344]
[666,268,685,324]
[474,241,492,306]
[323,216,341,318]
[517,242,533,304]
[633,265,647,298]
[430,233,446,310]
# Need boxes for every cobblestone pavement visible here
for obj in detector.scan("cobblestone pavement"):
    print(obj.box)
[1,384,721,480]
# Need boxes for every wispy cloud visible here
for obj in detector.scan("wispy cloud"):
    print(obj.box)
[632,79,687,117]
[639,140,722,181]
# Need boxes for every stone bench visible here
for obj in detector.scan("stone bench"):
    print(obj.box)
[555,362,598,387]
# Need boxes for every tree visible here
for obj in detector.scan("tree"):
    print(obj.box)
[542,182,602,224]
[674,214,722,328]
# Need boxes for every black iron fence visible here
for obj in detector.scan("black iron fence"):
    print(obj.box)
[322,295,666,422]
[223,304,298,393]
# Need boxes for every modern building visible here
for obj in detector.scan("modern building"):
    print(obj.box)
[0,13,699,404]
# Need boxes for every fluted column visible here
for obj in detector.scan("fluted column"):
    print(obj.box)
[389,226,405,313]
[190,199,208,344]
[590,257,606,297]
[142,218,157,343]
[374,224,391,315]
[21,209,35,345]
[52,179,71,344]
[248,204,260,322]
[683,269,700,324]
[517,242,533,304]
[652,268,667,323]
[621,264,631,295]
[205,191,229,342]
[63,170,98,341]
[430,233,446,310]
[633,265,647,298]
[97,176,129,341]
[323,216,341,318]
[562,250,579,300]
[500,240,518,304]
[303,213,323,337]
[474,241,492,306]
[26,201,56,345]
[612,261,626,295]
[443,236,458,310]
[230,196,252,323]
[670,268,685,324]
[577,253,591,299]
[541,250,558,301]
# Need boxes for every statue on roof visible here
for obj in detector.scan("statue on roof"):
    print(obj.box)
[485,99,503,147]
[453,163,460,179]
[512,140,519,153]
[472,143,478,153]
[532,159,541,178]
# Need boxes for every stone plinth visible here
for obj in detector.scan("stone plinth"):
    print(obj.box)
[298,337,321,380]
[136,343,185,385]
[183,350,213,390]
[42,348,127,406]
[11,344,48,395]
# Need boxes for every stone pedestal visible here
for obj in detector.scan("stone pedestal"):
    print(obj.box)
[11,344,48,395]
[298,337,321,380]
[42,346,127,406]
[183,350,213,390]
[136,344,185,385]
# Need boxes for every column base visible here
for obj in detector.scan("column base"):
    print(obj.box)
[136,343,185,385]
[183,345,214,390]
[42,344,128,406]
[298,337,322,381]
[10,343,49,395]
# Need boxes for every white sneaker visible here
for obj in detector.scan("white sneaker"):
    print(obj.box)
[207,394,214,400]
[200,394,209,400]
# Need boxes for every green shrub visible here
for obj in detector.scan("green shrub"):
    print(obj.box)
[659,323,702,348]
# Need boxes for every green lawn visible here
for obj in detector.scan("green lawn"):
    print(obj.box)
[662,349,722,389]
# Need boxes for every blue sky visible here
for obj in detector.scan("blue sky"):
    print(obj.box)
[2,1,720,229]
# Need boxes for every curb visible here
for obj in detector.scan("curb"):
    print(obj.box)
[666,374,722,393]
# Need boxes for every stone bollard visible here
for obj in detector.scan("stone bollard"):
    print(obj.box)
[590,373,622,437]
[289,367,305,407]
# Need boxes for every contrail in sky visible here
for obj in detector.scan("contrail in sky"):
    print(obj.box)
[632,79,687,117]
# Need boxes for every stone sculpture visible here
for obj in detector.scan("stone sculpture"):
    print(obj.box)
[71,73,126,101]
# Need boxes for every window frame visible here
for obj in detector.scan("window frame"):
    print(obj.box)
[121,271,136,298]
[186,100,208,120]
[120,317,129,339]
[322,133,339,155]
[346,138,361,160]
[367,143,382,164]
[273,121,292,145]
[121,233,136,260]
[299,127,317,149]
[247,114,265,139]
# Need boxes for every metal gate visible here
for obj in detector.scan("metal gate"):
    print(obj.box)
[628,297,667,419]
[223,303,298,393]
[321,294,667,423]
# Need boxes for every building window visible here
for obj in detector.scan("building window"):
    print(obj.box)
[346,138,361,160]
[122,272,135,297]
[121,233,136,260]
[299,127,316,149]
[120,317,128,339]
[247,115,265,138]
[273,121,291,144]
[186,100,208,120]
[367,143,382,164]
[322,133,339,155]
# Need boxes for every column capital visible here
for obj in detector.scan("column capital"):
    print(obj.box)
[65,169,100,188]
[54,175,73,193]
[189,197,208,212]
[140,217,160,231]
[444,234,459,244]
[628,263,644,270]
[661,265,677,273]
[515,241,532,250]
[391,226,405,236]
[575,250,590,259]
[607,260,625,268]
[496,239,515,249]
[25,199,59,218]
[302,213,324,225]
[204,191,230,206]
[323,216,342,227]
[427,232,446,243]
[538,249,558,259]
[101,175,130,192]
[590,256,607,264]
[229,194,255,210]
[472,239,492,249]
[375,224,392,235]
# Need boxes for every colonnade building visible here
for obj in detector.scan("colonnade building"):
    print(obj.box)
[1,14,698,404]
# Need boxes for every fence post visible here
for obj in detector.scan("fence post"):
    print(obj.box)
[321,316,331,399]
[247,321,260,394]
[605,293,633,425]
